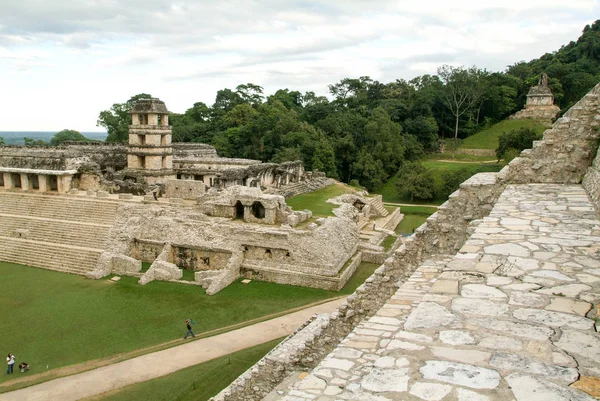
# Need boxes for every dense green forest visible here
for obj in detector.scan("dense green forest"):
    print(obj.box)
[97,21,600,191]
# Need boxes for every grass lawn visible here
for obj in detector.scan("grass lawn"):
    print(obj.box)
[85,338,284,401]
[0,259,377,389]
[396,213,433,235]
[286,183,356,217]
[460,119,547,150]
[423,153,498,162]
[381,235,397,251]
[399,205,439,214]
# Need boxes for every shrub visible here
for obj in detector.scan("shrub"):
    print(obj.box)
[496,128,540,161]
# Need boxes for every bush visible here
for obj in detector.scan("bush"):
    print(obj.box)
[496,128,540,161]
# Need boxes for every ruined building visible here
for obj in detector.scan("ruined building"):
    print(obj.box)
[510,72,561,123]
[0,98,400,294]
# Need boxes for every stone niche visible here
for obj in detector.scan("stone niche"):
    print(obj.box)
[164,179,205,199]
[131,239,165,263]
[172,245,232,271]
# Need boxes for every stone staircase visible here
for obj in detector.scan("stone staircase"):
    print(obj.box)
[265,177,336,198]
[0,191,119,275]
[368,195,389,217]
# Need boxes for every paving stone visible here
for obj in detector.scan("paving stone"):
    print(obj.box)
[572,376,600,398]
[430,279,459,294]
[386,340,425,351]
[506,373,596,401]
[373,356,395,368]
[332,348,363,360]
[439,330,476,345]
[409,381,452,400]
[512,308,594,330]
[456,388,491,401]
[486,276,513,286]
[507,256,539,271]
[404,302,456,330]
[360,368,409,393]
[490,353,579,382]
[478,335,523,351]
[545,297,592,316]
[469,318,554,341]
[430,346,491,364]
[461,284,508,299]
[508,292,548,307]
[320,358,355,371]
[536,283,592,297]
[420,360,501,389]
[452,297,509,316]
[323,385,342,396]
[501,283,541,291]
[484,243,530,257]
[556,330,600,361]
[394,331,434,343]
[297,375,327,390]
[529,270,574,281]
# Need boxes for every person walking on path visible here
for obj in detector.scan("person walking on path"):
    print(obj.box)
[184,319,195,339]
[6,353,15,375]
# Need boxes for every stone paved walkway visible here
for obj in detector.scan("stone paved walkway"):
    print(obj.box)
[272,184,600,401]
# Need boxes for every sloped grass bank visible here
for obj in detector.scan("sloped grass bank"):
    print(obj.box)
[460,119,547,150]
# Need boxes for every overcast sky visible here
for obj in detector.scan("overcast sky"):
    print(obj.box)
[0,0,598,132]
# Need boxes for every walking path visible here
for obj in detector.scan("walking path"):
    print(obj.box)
[0,298,345,401]
[271,184,600,400]
[383,202,439,208]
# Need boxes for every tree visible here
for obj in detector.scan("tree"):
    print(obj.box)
[395,161,435,201]
[438,65,487,141]
[0,137,4,145]
[50,129,89,146]
[24,137,47,146]
[496,128,540,162]
[97,94,152,142]
[443,138,462,159]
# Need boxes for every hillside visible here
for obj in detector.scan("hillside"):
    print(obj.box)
[460,120,547,150]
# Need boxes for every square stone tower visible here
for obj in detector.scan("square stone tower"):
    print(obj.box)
[127,98,176,185]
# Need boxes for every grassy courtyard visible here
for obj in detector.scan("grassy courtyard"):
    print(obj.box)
[459,119,547,150]
[286,183,356,217]
[0,260,376,391]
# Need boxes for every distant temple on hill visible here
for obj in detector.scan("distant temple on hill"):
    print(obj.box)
[510,72,561,124]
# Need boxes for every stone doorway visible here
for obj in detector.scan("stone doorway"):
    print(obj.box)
[235,201,244,220]
[251,201,265,219]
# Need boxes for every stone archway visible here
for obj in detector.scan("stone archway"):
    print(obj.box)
[235,201,244,220]
[251,201,265,219]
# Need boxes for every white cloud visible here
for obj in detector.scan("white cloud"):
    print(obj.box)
[0,0,598,131]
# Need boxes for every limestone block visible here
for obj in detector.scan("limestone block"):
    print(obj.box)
[139,260,182,285]
[96,190,109,198]
[86,252,112,279]
[111,254,142,275]
[118,193,133,200]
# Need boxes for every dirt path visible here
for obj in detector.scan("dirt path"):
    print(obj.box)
[0,298,345,401]
[432,159,499,164]
[383,202,439,208]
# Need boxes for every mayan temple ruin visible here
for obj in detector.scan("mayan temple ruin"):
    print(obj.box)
[510,72,561,124]
[0,98,401,294]
[206,83,600,400]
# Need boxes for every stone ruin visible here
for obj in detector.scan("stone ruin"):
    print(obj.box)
[510,72,561,124]
[0,97,399,295]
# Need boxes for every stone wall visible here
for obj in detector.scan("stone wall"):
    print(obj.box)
[164,179,205,199]
[583,138,600,210]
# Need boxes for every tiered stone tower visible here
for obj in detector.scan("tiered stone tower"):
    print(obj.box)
[510,72,560,123]
[126,98,175,185]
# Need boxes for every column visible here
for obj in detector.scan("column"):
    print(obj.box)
[58,175,73,194]
[20,174,30,191]
[38,175,47,193]
[3,173,14,189]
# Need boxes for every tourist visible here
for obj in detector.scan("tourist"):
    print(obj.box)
[6,353,15,375]
[184,319,195,339]
[18,362,29,373]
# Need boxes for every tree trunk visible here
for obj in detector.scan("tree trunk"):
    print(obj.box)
[452,114,459,160]
[410,192,414,202]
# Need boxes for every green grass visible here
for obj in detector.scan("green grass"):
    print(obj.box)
[399,205,439,214]
[460,120,547,150]
[0,260,381,388]
[396,213,432,235]
[339,262,379,294]
[286,183,355,218]
[423,153,498,162]
[381,235,397,251]
[86,338,283,401]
